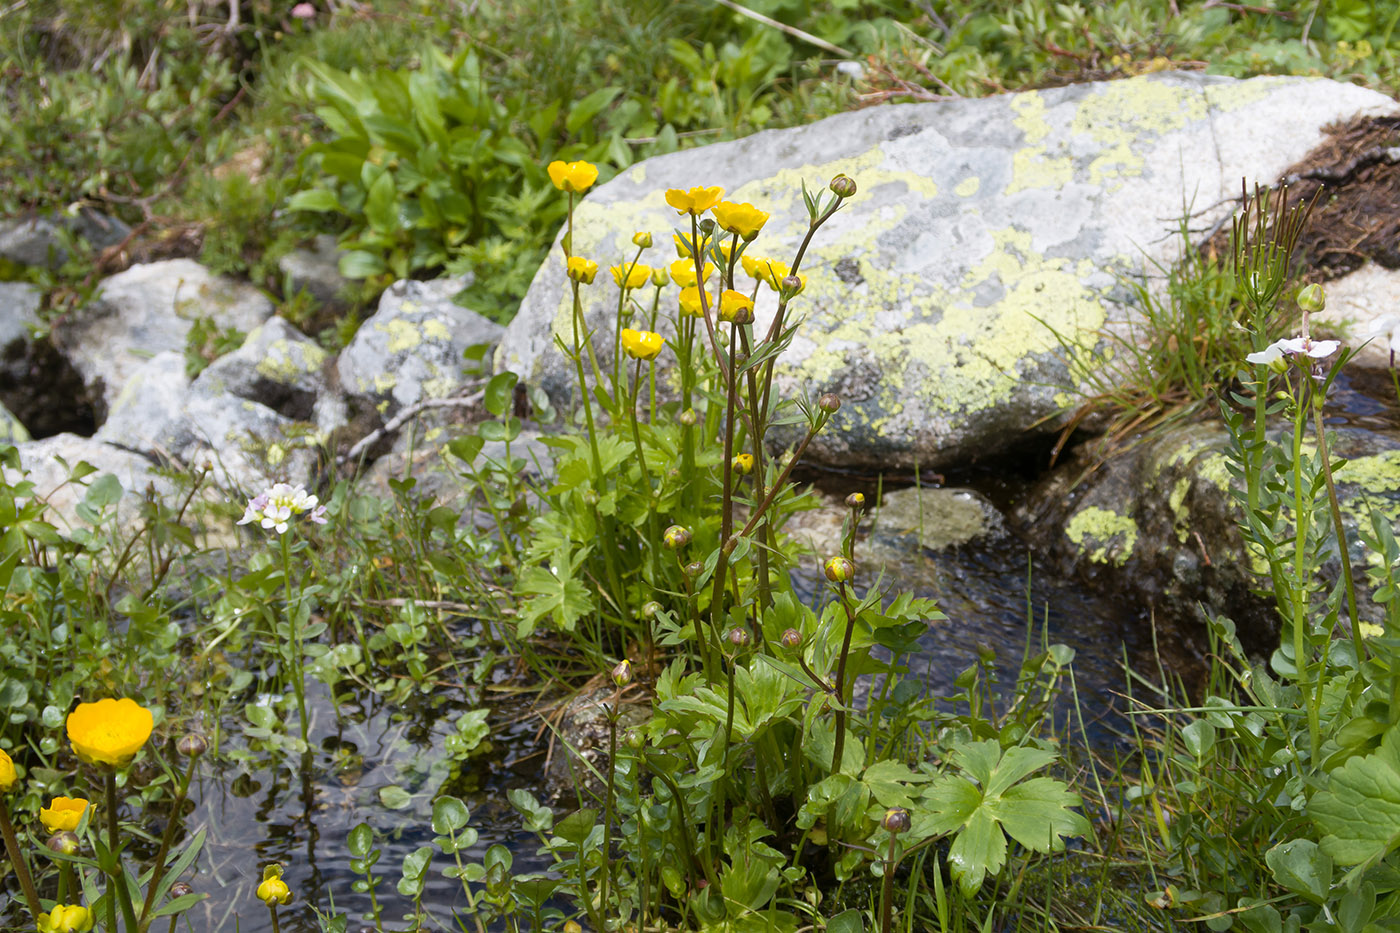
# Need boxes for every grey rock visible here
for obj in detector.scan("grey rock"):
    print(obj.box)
[542,688,649,806]
[0,210,130,269]
[338,278,501,419]
[54,259,274,413]
[498,73,1395,472]
[278,234,355,310]
[1016,421,1400,649]
[196,317,337,428]
[0,282,41,353]
[94,351,189,452]
[0,284,97,438]
[3,433,173,530]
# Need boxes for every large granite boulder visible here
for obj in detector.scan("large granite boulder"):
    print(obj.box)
[53,259,275,414]
[337,278,503,420]
[497,72,1394,471]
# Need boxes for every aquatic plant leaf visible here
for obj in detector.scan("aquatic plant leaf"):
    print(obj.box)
[1264,839,1332,903]
[1312,726,1400,866]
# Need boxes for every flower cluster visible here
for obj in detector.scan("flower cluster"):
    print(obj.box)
[237,483,328,535]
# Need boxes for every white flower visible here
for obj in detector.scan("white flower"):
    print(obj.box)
[236,483,328,535]
[1245,336,1340,366]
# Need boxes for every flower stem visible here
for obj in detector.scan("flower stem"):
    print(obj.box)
[0,799,41,923]
[600,701,619,919]
[106,767,142,933]
[830,581,859,774]
[880,832,898,933]
[138,751,201,928]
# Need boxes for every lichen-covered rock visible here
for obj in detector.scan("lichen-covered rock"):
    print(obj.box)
[54,259,274,413]
[337,278,502,419]
[498,72,1393,471]
[0,283,98,438]
[1017,421,1400,649]
[0,210,130,269]
[96,320,347,492]
[785,485,1005,564]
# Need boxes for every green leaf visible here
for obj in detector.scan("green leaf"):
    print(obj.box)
[396,846,433,897]
[1313,726,1400,866]
[484,371,519,418]
[286,189,342,213]
[1265,839,1332,903]
[364,171,399,234]
[432,797,470,835]
[379,785,413,810]
[339,250,387,280]
[347,823,374,857]
[947,808,1005,896]
[826,909,863,933]
[566,86,623,134]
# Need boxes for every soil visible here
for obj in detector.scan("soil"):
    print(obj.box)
[1206,114,1400,279]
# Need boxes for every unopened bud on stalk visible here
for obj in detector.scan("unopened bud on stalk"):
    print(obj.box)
[685,561,704,578]
[641,600,662,619]
[679,408,697,426]
[625,730,645,751]
[663,525,692,550]
[824,556,854,583]
[731,453,754,475]
[780,628,803,649]
[780,274,805,297]
[845,492,865,510]
[650,266,669,287]
[611,659,633,688]
[829,174,857,198]
[583,489,600,506]
[1297,283,1326,313]
[632,231,653,249]
[727,627,750,647]
[47,831,80,856]
[177,733,208,757]
[881,807,910,834]
[818,393,841,413]
[698,218,716,236]
[169,882,194,900]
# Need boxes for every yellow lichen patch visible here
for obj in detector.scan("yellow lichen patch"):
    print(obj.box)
[1202,75,1283,113]
[1010,92,1053,145]
[381,318,424,353]
[266,442,286,466]
[1195,453,1234,491]
[1169,475,1192,543]
[1006,147,1073,194]
[629,164,646,185]
[423,318,451,342]
[255,339,328,382]
[1334,450,1400,492]
[373,372,397,393]
[1065,506,1138,566]
[955,176,980,197]
[1068,77,1208,187]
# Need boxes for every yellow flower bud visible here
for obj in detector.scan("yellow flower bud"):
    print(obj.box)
[611,659,633,688]
[718,290,754,324]
[37,904,93,933]
[0,748,16,792]
[567,256,599,284]
[621,328,665,361]
[257,864,293,907]
[632,231,653,249]
[679,286,706,318]
[731,453,754,475]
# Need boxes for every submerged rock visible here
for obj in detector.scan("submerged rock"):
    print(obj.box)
[498,72,1393,472]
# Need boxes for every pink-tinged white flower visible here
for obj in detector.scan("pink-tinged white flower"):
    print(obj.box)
[237,483,328,534]
[1245,336,1341,366]
[291,3,316,19]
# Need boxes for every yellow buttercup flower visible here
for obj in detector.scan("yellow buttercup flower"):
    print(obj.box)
[567,256,599,284]
[718,290,755,323]
[669,259,714,288]
[742,255,789,289]
[664,186,724,216]
[40,797,89,833]
[66,698,154,767]
[257,864,293,906]
[673,233,699,258]
[732,453,754,475]
[712,201,770,240]
[679,286,706,318]
[610,263,653,291]
[37,905,93,933]
[0,748,15,792]
[621,329,665,361]
[547,160,598,194]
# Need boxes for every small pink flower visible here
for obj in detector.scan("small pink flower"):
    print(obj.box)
[291,3,315,19]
